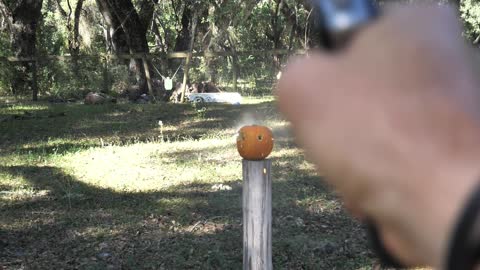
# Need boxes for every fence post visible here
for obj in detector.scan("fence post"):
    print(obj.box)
[31,58,38,101]
[142,56,155,100]
[103,55,110,93]
[180,53,191,103]
[243,159,273,270]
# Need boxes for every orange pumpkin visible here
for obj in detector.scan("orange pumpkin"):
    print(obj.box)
[236,125,274,160]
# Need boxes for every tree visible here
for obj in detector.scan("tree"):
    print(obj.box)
[268,0,285,71]
[56,0,85,55]
[174,1,194,52]
[2,0,479,101]
[96,0,157,98]
[1,0,44,100]
[461,0,480,44]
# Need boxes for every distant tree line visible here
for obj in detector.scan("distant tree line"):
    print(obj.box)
[0,0,478,101]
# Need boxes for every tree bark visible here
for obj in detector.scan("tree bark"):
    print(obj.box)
[56,0,84,66]
[96,0,129,54]
[202,4,216,82]
[272,0,318,48]
[151,17,165,52]
[274,0,305,44]
[8,0,43,100]
[180,10,198,103]
[107,0,148,91]
[96,0,157,97]
[72,0,84,55]
[288,22,295,50]
[0,0,12,33]
[138,0,156,34]
[174,3,192,52]
[170,2,194,79]
[227,32,239,92]
[270,0,284,72]
[56,0,82,55]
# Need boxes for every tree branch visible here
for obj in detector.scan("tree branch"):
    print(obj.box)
[66,0,73,18]
[138,0,157,32]
[56,0,68,17]
[273,0,306,43]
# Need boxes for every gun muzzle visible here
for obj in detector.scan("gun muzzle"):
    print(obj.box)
[311,0,378,49]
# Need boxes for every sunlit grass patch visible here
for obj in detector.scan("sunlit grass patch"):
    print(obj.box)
[242,95,276,104]
[0,170,27,185]
[58,137,242,191]
[0,103,51,114]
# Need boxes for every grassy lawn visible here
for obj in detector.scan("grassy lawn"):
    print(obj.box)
[0,97,377,269]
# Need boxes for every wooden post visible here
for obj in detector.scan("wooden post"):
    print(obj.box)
[180,11,198,103]
[243,159,272,270]
[227,34,239,93]
[103,55,110,93]
[31,59,38,101]
[180,53,191,103]
[232,55,238,93]
[142,56,155,100]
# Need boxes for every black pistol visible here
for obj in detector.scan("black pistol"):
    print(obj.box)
[311,0,378,49]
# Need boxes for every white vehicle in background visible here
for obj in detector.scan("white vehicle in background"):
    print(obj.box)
[186,92,242,105]
[163,77,242,104]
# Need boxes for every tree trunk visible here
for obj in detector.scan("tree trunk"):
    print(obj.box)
[72,0,85,55]
[8,0,43,100]
[174,4,192,52]
[96,0,156,97]
[0,1,12,33]
[208,0,248,85]
[151,18,165,52]
[271,0,320,48]
[170,2,193,79]
[56,0,84,67]
[231,55,238,93]
[106,0,148,92]
[180,11,198,103]
[227,33,239,93]
[138,0,156,35]
[274,0,306,46]
[270,0,284,73]
[96,0,129,54]
[203,5,216,82]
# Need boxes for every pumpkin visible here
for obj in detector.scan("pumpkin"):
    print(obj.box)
[236,125,274,160]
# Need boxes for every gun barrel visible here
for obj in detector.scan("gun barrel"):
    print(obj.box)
[312,0,378,49]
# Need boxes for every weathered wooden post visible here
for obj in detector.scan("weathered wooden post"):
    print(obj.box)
[102,54,110,93]
[237,125,274,270]
[242,159,272,270]
[142,55,155,100]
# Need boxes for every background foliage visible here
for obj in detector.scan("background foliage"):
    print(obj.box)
[0,0,478,100]
[461,0,480,42]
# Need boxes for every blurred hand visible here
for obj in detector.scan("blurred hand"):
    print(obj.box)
[277,5,480,268]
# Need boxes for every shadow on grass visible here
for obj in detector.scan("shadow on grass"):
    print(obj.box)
[0,155,374,269]
[10,142,98,156]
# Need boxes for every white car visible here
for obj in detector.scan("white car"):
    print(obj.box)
[187,92,242,105]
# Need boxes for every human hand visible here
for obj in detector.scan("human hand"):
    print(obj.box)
[277,5,480,268]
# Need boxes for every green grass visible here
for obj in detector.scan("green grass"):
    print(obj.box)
[0,98,377,269]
